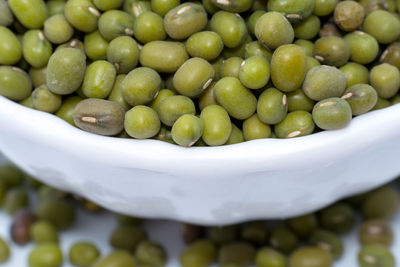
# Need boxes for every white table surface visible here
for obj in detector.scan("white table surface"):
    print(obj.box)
[0,155,399,267]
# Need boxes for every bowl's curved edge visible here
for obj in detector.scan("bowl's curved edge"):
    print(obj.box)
[1,95,400,176]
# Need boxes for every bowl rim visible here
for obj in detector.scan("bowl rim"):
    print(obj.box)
[1,95,400,175]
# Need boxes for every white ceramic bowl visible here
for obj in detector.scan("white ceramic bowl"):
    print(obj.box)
[0,95,399,225]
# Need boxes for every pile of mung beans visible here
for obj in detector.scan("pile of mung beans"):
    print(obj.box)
[0,163,399,267]
[0,0,400,146]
